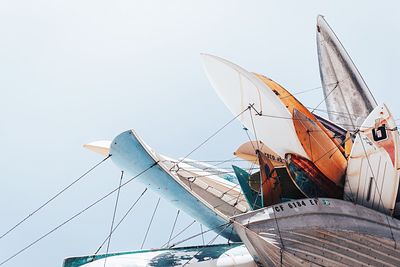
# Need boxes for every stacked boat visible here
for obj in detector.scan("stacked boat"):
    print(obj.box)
[65,16,400,267]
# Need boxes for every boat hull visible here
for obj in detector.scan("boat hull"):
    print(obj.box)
[231,198,400,266]
[110,130,244,241]
[63,243,256,267]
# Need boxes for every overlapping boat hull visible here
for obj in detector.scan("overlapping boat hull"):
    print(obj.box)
[110,130,247,241]
[231,198,400,267]
[317,15,377,130]
[63,243,256,267]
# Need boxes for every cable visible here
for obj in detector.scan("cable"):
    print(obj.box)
[103,171,124,267]
[199,223,205,246]
[0,162,157,266]
[168,222,230,249]
[249,108,260,151]
[181,223,232,266]
[140,197,161,249]
[171,106,250,170]
[166,210,180,248]
[310,81,339,113]
[0,155,111,242]
[160,220,197,248]
[92,188,148,259]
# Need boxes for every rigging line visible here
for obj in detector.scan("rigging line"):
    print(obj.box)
[307,106,360,118]
[163,159,247,164]
[92,188,148,258]
[103,171,124,267]
[160,220,196,248]
[205,156,239,169]
[169,222,230,249]
[181,157,239,175]
[357,132,397,248]
[279,81,340,100]
[0,162,157,266]
[182,223,232,267]
[256,113,366,130]
[0,154,111,242]
[167,210,180,248]
[249,108,260,151]
[200,223,205,246]
[211,186,244,211]
[310,81,339,114]
[186,159,247,163]
[243,126,258,152]
[141,197,161,249]
[170,106,250,171]
[279,85,322,99]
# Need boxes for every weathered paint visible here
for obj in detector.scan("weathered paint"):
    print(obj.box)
[63,243,256,267]
[231,198,400,267]
[110,130,241,241]
[317,15,377,130]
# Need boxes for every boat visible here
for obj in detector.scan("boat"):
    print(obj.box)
[345,103,400,215]
[231,198,400,267]
[108,129,249,241]
[63,243,256,267]
[201,54,309,160]
[233,140,284,167]
[316,15,377,130]
[292,108,347,184]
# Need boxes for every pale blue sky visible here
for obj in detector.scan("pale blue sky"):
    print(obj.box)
[1,1,400,266]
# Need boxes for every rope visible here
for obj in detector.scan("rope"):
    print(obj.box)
[170,106,250,170]
[199,224,205,245]
[181,223,232,266]
[249,107,260,151]
[168,222,230,249]
[0,155,111,242]
[243,126,258,152]
[0,162,157,266]
[161,220,196,248]
[140,197,161,249]
[166,210,180,247]
[310,81,339,113]
[279,85,322,99]
[92,188,148,259]
[103,171,124,267]
[279,81,341,100]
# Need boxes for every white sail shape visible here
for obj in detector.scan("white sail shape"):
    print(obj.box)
[345,104,400,215]
[317,15,377,130]
[201,54,309,159]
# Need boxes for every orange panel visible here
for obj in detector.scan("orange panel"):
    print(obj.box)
[255,73,345,154]
[292,108,347,185]
[258,150,281,207]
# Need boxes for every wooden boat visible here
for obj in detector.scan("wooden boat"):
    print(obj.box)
[231,198,400,267]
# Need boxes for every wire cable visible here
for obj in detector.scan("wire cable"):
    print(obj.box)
[103,171,124,267]
[182,223,232,266]
[0,162,157,266]
[166,210,180,248]
[0,155,111,242]
[168,222,230,249]
[90,188,148,261]
[140,197,161,249]
[171,106,250,170]
[160,220,196,248]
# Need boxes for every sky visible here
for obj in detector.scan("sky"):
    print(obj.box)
[0,1,400,266]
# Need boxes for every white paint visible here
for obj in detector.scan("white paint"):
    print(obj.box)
[345,104,400,214]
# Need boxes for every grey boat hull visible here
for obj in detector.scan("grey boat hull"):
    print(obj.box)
[231,198,400,266]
